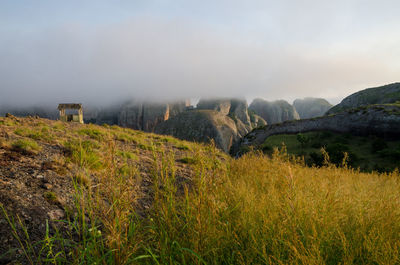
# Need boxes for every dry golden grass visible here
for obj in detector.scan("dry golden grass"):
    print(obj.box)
[2,117,400,264]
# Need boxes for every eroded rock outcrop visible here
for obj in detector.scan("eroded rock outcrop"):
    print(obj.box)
[327,82,400,114]
[155,110,239,153]
[118,101,189,132]
[156,98,266,152]
[197,99,232,116]
[293,98,332,119]
[249,99,300,124]
[235,104,400,155]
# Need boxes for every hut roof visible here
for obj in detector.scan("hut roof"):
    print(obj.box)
[57,103,82,110]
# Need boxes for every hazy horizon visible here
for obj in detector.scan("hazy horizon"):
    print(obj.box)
[1,0,399,106]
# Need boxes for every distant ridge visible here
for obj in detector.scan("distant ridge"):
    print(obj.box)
[327,82,400,114]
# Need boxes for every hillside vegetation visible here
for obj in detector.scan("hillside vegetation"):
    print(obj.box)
[1,116,400,264]
[260,131,400,172]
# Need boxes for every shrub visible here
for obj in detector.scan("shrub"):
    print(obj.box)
[311,141,323,148]
[320,131,333,139]
[296,133,309,148]
[239,145,251,154]
[308,151,324,167]
[378,149,400,162]
[333,135,349,145]
[260,143,272,153]
[371,138,388,152]
[325,143,350,165]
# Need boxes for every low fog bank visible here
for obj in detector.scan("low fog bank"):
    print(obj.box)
[1,15,399,107]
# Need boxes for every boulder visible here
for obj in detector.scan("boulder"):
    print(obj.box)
[155,110,239,152]
[293,98,332,119]
[229,99,252,127]
[249,99,300,124]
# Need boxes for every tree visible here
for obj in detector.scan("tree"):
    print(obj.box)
[296,133,309,148]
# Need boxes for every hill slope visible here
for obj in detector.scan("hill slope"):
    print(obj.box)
[327,82,400,114]
[1,116,400,264]
[238,103,400,151]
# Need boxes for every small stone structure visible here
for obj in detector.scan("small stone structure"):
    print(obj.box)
[58,103,83,124]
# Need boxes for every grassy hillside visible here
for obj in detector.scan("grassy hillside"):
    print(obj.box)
[327,83,400,114]
[1,116,400,264]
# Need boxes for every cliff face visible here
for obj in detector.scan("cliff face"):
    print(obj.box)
[293,98,332,119]
[155,110,239,153]
[327,83,400,114]
[118,101,189,132]
[197,99,232,116]
[235,104,400,155]
[249,99,300,124]
[155,98,266,152]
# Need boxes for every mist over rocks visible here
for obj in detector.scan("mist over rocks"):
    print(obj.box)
[197,99,232,116]
[249,99,300,124]
[293,97,332,119]
[118,100,190,132]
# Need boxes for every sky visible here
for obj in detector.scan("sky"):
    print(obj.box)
[0,0,399,106]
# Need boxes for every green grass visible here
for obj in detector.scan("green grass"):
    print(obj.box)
[14,127,53,142]
[260,131,400,172]
[116,150,137,160]
[178,156,198,164]
[77,127,106,141]
[11,139,41,154]
[43,191,58,202]
[63,139,103,170]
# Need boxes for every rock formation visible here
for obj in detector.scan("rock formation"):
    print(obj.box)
[293,97,332,119]
[234,103,400,155]
[197,99,232,115]
[327,82,400,114]
[155,110,239,153]
[118,100,190,132]
[155,98,266,152]
[249,99,300,124]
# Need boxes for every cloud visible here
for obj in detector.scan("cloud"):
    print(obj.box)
[0,3,399,106]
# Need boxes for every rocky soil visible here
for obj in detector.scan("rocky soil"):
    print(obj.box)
[0,115,205,263]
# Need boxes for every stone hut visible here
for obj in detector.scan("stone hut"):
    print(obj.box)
[58,103,83,124]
